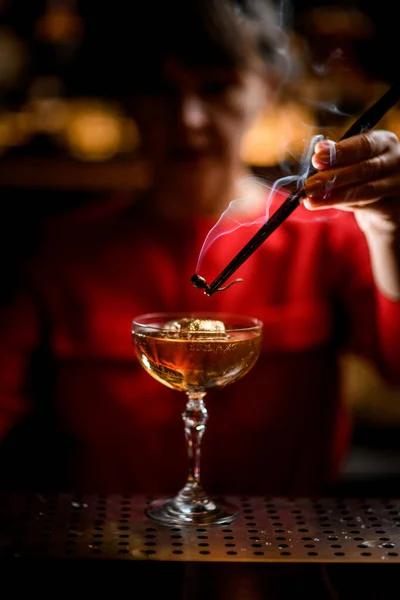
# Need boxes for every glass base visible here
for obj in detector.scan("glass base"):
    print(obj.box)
[146,495,239,526]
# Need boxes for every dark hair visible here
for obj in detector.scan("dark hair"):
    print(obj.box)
[70,0,289,98]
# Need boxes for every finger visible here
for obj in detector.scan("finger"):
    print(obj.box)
[303,197,379,211]
[304,155,400,198]
[304,195,400,217]
[304,176,400,208]
[313,130,400,170]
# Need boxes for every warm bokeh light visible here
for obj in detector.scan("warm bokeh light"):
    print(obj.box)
[381,109,400,140]
[305,5,375,39]
[60,99,140,161]
[0,26,28,90]
[241,101,316,166]
[35,6,83,43]
[26,97,69,135]
[0,110,34,155]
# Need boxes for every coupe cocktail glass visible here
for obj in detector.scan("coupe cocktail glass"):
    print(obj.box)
[132,312,263,526]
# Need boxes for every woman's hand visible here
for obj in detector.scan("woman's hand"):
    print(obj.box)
[303,130,400,236]
[303,130,400,300]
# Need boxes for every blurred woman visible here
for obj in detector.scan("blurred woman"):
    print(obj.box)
[0,0,399,496]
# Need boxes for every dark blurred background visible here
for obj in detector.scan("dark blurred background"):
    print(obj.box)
[1,1,399,212]
[1,0,400,496]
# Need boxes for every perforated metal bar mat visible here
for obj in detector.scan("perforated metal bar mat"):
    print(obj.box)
[1,493,400,563]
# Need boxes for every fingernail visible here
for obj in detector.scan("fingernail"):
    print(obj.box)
[315,151,330,163]
[303,198,313,210]
[303,198,325,210]
[315,140,335,153]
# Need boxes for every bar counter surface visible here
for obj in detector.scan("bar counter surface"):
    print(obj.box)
[1,492,399,598]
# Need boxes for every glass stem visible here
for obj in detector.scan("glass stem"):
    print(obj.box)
[179,391,208,500]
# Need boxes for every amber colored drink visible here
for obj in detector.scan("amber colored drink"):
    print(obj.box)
[134,330,262,392]
[132,312,263,526]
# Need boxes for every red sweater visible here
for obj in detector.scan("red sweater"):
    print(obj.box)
[0,195,399,495]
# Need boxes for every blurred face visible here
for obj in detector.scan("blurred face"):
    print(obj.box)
[132,57,270,203]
